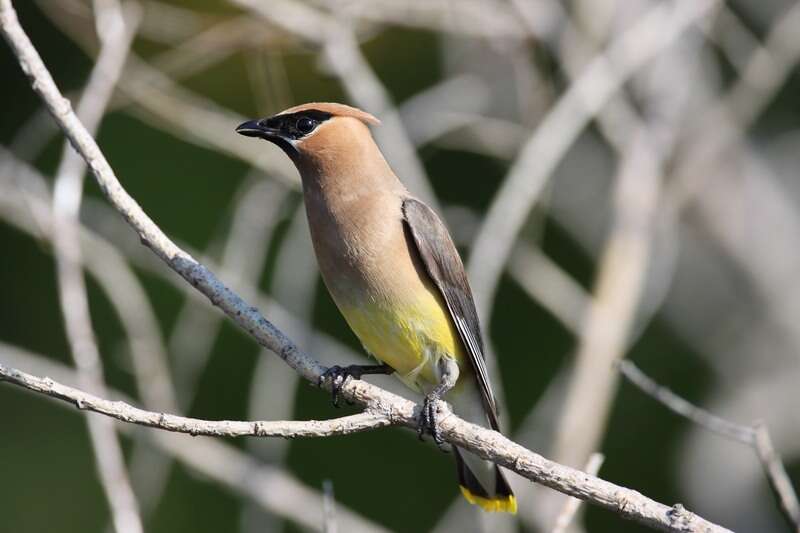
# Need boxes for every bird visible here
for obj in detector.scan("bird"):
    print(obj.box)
[236,102,516,513]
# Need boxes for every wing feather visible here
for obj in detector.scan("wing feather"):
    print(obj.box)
[402,198,500,430]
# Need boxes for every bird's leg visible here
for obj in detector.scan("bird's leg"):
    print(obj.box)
[418,357,459,448]
[319,363,394,407]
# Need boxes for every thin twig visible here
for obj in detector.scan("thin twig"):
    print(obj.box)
[0,363,391,438]
[754,425,800,533]
[0,2,733,531]
[619,361,751,444]
[620,360,800,532]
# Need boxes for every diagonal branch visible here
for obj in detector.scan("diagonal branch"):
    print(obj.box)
[0,2,731,531]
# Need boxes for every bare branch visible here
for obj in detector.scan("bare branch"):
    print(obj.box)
[0,363,391,438]
[0,2,734,531]
[754,425,800,533]
[619,361,751,444]
[620,360,800,532]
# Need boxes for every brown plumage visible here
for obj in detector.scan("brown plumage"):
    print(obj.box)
[236,103,516,513]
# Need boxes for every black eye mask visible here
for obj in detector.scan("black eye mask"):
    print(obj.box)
[236,109,334,160]
[262,110,333,140]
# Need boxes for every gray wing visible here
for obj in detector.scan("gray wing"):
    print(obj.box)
[402,197,500,430]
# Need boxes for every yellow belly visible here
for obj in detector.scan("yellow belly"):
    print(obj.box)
[340,291,466,390]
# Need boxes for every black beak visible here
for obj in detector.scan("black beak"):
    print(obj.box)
[236,117,299,159]
[235,119,281,140]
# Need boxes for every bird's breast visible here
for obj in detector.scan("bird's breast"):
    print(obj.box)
[339,296,463,388]
[303,189,466,387]
[304,188,408,298]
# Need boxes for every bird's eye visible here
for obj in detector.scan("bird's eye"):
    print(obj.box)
[296,117,315,134]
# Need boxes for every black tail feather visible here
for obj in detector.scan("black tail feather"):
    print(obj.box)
[453,447,516,513]
[454,447,490,498]
[495,464,514,497]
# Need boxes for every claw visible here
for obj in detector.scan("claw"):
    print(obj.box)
[318,365,351,407]
[417,394,447,449]
[318,365,374,407]
[318,363,395,408]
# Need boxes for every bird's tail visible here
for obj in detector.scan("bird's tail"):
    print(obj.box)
[454,447,516,513]
[448,380,516,512]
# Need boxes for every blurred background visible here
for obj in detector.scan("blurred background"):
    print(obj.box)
[1,0,799,531]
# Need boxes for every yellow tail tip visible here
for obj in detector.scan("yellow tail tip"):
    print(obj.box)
[459,486,517,514]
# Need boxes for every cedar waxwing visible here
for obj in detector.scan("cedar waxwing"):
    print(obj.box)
[236,102,516,513]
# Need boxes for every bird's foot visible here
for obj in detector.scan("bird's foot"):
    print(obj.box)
[418,393,448,450]
[318,365,357,407]
[318,363,393,407]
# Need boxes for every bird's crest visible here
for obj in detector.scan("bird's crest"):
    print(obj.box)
[277,102,380,126]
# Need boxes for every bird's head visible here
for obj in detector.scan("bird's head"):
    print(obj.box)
[236,102,381,172]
